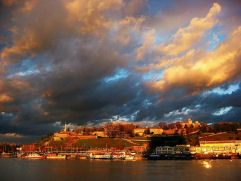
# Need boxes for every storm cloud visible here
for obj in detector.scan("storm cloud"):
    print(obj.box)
[0,0,240,143]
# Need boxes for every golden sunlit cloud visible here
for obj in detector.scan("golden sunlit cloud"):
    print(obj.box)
[0,133,23,138]
[65,0,123,35]
[136,29,156,61]
[154,3,221,56]
[149,25,241,94]
[0,94,13,103]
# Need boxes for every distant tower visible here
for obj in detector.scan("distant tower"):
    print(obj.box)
[188,118,192,124]
[64,122,67,132]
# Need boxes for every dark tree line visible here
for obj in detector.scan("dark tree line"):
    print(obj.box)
[200,122,241,133]
[0,143,21,153]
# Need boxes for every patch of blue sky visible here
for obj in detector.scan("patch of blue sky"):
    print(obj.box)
[7,57,52,78]
[6,58,34,77]
[7,65,52,78]
[148,0,175,15]
[7,67,39,78]
[135,82,140,87]
[152,33,164,45]
[164,110,182,118]
[207,83,239,95]
[164,107,198,121]
[143,99,152,108]
[0,43,6,52]
[195,104,201,108]
[103,68,129,83]
[212,106,233,116]
[151,30,177,46]
[142,69,164,81]
[180,107,192,115]
[130,111,139,121]
[110,115,129,122]
[17,69,39,76]
[109,111,140,122]
[163,110,183,122]
[206,27,226,51]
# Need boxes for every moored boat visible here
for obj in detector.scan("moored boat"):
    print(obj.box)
[88,152,112,159]
[112,152,125,160]
[1,152,15,158]
[46,153,66,159]
[125,154,135,160]
[21,153,45,159]
[148,154,161,160]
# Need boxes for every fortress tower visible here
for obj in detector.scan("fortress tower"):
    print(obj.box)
[64,122,67,132]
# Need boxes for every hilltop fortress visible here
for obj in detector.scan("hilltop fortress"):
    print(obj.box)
[52,118,201,141]
[53,123,97,141]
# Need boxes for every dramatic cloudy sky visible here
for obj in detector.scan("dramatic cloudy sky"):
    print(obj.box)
[0,0,241,143]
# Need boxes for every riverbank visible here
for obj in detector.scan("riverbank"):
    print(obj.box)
[1,150,241,161]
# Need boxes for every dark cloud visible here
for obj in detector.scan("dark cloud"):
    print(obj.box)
[136,81,241,123]
[0,0,240,143]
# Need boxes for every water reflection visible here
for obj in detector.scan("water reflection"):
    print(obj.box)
[202,160,212,169]
[0,159,240,181]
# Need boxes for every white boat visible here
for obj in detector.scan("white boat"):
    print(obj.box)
[46,153,66,159]
[88,152,112,159]
[112,152,125,160]
[1,152,14,158]
[21,153,45,159]
[125,154,135,160]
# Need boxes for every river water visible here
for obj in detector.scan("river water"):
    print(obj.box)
[0,159,240,181]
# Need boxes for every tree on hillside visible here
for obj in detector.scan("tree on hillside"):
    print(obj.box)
[159,122,167,129]
[144,128,150,135]
[122,123,135,137]
[104,123,121,138]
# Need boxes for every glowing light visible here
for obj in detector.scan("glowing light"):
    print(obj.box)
[202,161,212,169]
